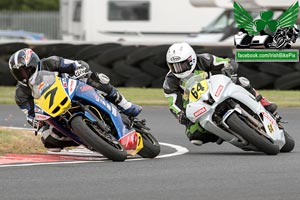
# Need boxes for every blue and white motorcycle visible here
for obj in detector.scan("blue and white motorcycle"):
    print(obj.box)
[30,70,160,161]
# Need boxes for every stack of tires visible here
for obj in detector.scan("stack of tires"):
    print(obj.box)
[1,42,300,89]
[0,43,29,86]
[32,43,170,88]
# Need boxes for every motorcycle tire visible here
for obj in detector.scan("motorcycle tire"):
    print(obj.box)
[227,113,280,155]
[138,132,160,158]
[280,131,295,153]
[71,115,127,161]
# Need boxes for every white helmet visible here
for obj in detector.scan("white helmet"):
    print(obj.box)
[166,42,197,79]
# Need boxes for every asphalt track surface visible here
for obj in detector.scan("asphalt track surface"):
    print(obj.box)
[0,105,300,200]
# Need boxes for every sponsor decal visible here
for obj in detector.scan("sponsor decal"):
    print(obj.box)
[34,107,42,113]
[193,107,207,117]
[215,85,224,97]
[106,103,112,111]
[267,123,274,134]
[62,78,67,88]
[68,79,76,96]
[94,93,100,102]
[111,106,117,117]
[37,82,45,90]
[80,85,93,92]
[170,56,181,62]
[262,112,275,125]
[35,113,50,121]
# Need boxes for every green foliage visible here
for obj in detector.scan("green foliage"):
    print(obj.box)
[0,0,59,11]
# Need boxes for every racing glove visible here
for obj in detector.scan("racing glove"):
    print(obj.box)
[27,116,44,129]
[221,59,238,76]
[73,61,90,79]
[221,59,238,83]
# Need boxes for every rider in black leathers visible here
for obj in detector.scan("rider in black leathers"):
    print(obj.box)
[9,48,142,152]
[163,42,277,146]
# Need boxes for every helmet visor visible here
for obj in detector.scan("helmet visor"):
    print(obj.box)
[11,65,36,84]
[167,59,192,74]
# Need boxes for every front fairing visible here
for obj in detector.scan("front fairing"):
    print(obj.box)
[31,71,133,140]
[31,71,71,119]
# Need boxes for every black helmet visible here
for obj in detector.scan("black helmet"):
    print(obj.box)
[9,48,40,86]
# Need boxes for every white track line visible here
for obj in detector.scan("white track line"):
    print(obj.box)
[0,126,35,131]
[0,142,188,168]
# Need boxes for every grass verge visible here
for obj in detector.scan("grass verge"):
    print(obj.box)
[0,127,46,156]
[1,86,300,107]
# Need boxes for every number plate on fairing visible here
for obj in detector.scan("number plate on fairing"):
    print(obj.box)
[189,80,208,102]
[34,76,71,117]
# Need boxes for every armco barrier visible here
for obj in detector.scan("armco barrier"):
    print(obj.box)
[0,42,300,89]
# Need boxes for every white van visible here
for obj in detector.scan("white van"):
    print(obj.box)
[59,0,223,44]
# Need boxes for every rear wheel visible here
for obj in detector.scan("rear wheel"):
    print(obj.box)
[71,115,127,161]
[227,113,279,155]
[138,132,160,158]
[133,119,160,158]
[280,131,295,152]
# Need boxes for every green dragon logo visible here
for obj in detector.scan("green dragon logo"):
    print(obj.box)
[234,1,299,35]
[234,1,299,49]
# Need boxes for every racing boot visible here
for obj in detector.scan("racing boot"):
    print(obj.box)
[186,123,219,146]
[251,88,278,114]
[41,127,79,152]
[107,87,142,117]
[239,77,277,114]
[256,94,278,114]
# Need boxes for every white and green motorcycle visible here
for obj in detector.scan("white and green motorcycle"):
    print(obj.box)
[184,74,295,155]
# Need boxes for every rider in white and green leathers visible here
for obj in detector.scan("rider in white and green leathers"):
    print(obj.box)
[163,42,277,146]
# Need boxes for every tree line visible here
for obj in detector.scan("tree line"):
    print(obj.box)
[0,0,59,11]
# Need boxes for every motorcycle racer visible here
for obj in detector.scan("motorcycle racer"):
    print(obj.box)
[163,42,277,146]
[8,48,142,152]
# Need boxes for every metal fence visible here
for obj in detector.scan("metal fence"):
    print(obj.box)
[0,11,60,39]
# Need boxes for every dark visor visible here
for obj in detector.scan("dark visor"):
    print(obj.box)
[167,59,192,74]
[11,66,35,83]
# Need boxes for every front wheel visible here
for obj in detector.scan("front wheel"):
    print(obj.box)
[71,115,127,161]
[227,113,280,155]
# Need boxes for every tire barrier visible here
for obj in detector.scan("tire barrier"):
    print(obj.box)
[0,42,300,89]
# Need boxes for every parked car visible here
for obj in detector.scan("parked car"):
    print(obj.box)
[0,30,47,41]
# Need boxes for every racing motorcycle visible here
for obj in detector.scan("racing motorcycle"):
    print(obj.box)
[29,70,160,161]
[184,73,295,155]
